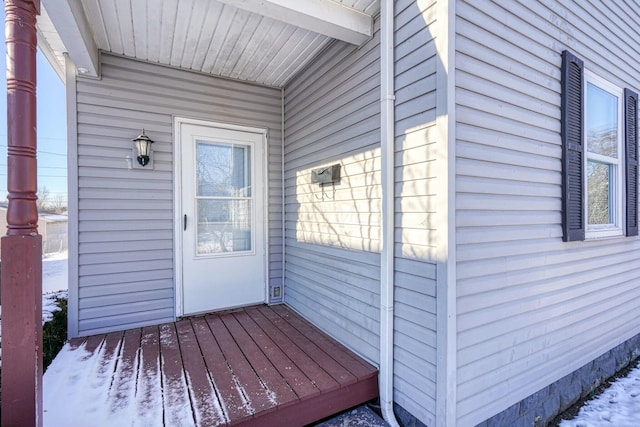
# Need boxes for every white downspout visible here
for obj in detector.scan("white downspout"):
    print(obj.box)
[281,88,286,303]
[380,1,399,426]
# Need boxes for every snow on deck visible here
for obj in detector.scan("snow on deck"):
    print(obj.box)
[43,305,378,427]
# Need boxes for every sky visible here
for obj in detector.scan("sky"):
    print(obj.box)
[0,8,68,203]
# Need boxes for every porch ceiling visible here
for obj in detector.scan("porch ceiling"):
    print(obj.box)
[38,0,379,87]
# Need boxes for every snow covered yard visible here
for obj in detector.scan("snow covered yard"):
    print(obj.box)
[42,251,69,294]
[559,363,640,427]
[41,251,69,323]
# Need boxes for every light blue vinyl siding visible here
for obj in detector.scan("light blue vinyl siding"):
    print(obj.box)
[455,1,640,425]
[73,54,283,336]
[393,0,439,424]
[283,18,382,364]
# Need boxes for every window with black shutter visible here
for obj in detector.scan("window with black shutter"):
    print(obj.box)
[561,50,639,241]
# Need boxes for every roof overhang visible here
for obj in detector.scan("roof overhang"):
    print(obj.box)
[36,0,378,86]
[40,0,99,78]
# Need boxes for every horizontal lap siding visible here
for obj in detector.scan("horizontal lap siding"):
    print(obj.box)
[75,54,282,336]
[393,0,439,425]
[283,19,382,364]
[455,1,640,425]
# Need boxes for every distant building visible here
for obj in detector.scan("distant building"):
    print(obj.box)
[0,202,68,256]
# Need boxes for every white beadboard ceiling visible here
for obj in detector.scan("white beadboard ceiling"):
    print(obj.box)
[38,0,379,87]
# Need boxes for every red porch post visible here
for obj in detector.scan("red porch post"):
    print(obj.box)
[1,1,43,426]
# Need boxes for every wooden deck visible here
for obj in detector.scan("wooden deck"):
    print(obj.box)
[43,305,378,426]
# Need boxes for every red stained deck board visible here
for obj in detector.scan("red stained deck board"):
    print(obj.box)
[205,314,275,415]
[271,305,377,380]
[244,308,339,393]
[67,336,88,351]
[108,328,141,412]
[159,322,196,426]
[82,333,106,356]
[232,310,320,400]
[96,331,124,381]
[257,306,358,386]
[221,312,298,405]
[175,319,226,427]
[138,325,164,424]
[239,373,379,427]
[191,317,253,423]
[48,305,379,427]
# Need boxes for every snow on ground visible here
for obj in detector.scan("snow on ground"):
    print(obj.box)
[42,291,67,323]
[560,364,640,427]
[42,251,68,294]
[3,252,68,321]
[41,251,68,323]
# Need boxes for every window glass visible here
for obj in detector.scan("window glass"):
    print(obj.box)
[195,140,253,255]
[196,142,251,197]
[197,199,252,254]
[584,73,623,237]
[587,83,618,158]
[587,160,612,225]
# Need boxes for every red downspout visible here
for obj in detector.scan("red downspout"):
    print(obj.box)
[1,1,43,426]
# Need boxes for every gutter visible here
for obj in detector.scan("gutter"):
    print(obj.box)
[380,1,399,426]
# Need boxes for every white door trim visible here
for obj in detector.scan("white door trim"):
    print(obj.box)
[173,116,269,317]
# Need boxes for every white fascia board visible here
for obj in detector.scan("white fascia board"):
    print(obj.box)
[37,6,65,81]
[41,0,99,77]
[217,0,373,45]
[37,35,65,82]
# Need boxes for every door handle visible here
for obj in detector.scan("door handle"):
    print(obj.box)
[184,214,187,231]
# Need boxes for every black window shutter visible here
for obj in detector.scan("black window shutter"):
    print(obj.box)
[561,50,585,242]
[625,88,639,236]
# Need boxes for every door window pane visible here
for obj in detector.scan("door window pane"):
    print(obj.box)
[197,199,252,254]
[196,141,252,197]
[587,160,612,225]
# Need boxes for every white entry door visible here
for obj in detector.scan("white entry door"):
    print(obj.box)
[178,121,266,315]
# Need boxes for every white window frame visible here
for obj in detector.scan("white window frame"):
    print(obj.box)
[584,70,625,239]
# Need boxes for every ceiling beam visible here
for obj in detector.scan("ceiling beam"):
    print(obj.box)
[217,0,373,45]
[40,0,98,77]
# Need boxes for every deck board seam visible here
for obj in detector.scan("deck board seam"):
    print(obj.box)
[106,332,125,397]
[188,318,231,426]
[171,322,198,427]
[133,331,142,411]
[193,316,239,423]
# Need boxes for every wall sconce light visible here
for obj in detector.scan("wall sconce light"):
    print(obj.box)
[132,129,154,167]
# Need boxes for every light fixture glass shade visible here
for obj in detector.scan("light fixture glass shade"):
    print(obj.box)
[132,129,154,166]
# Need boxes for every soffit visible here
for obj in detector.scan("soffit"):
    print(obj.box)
[38,0,379,87]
